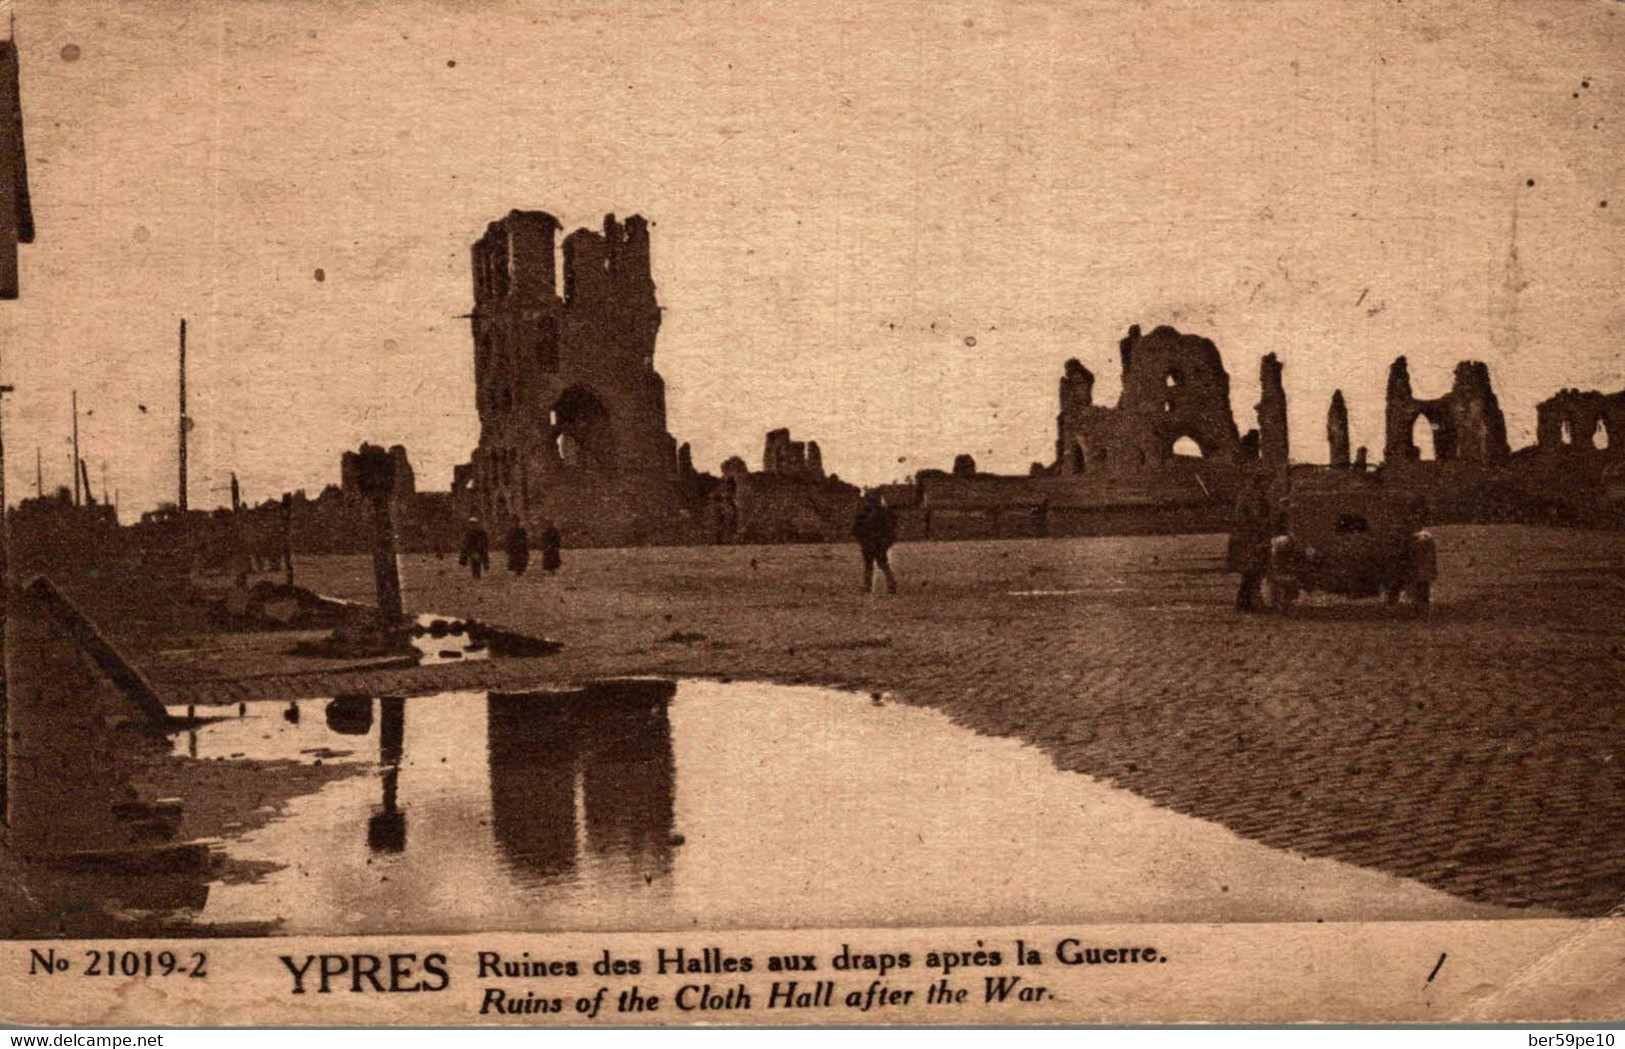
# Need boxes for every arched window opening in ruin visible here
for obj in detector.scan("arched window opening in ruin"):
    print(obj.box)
[1164,369,1183,388]
[1559,419,1574,446]
[1593,417,1610,450]
[1070,443,1086,474]
[1411,415,1437,460]
[1171,436,1203,459]
[1164,399,1174,413]
[551,386,616,470]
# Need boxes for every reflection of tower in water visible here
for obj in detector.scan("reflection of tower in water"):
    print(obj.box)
[367,697,406,853]
[579,682,676,883]
[486,694,578,882]
[486,680,676,886]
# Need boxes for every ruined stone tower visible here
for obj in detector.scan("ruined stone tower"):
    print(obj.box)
[464,210,686,545]
[1327,390,1350,468]
[1256,352,1289,475]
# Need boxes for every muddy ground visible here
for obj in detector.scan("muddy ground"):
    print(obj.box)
[136,524,1624,917]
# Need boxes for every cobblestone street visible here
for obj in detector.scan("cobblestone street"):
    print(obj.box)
[153,524,1625,918]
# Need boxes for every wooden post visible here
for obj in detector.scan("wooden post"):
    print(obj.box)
[352,445,403,622]
[368,696,406,852]
[280,493,295,586]
[177,319,187,513]
[70,389,79,506]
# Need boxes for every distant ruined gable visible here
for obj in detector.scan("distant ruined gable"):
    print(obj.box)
[1054,324,1243,475]
[762,428,825,479]
[1535,388,1623,454]
[1384,357,1510,465]
[705,428,858,544]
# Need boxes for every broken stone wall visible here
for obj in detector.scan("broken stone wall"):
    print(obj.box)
[716,472,861,544]
[1535,388,1625,454]
[703,430,858,544]
[1055,325,1243,477]
[914,472,1235,541]
[762,428,827,479]
[1384,357,1511,466]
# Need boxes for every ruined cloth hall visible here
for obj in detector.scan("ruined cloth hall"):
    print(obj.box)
[449,209,1624,548]
[456,210,693,546]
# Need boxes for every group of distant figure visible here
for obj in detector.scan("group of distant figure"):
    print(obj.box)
[459,517,562,580]
[450,495,903,595]
[445,480,1333,606]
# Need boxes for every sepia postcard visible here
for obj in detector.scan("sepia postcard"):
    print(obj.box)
[0,0,1621,1028]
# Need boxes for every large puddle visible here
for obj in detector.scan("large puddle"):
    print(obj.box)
[148,680,1511,935]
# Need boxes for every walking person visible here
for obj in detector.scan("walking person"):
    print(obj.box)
[539,521,563,573]
[459,516,490,580]
[504,520,530,576]
[852,492,899,594]
[1226,476,1274,612]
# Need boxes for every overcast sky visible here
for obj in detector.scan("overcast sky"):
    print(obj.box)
[4,0,1621,517]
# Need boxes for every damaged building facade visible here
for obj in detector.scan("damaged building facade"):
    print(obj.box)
[1054,325,1245,475]
[457,210,696,546]
[417,209,1620,546]
[1377,357,1527,521]
[896,325,1276,539]
[454,209,860,546]
[173,444,462,570]
[1368,358,1625,525]
[1504,386,1625,525]
[1295,357,1621,525]
[1383,358,1511,468]
[1535,389,1623,454]
[906,326,1625,538]
[704,428,861,544]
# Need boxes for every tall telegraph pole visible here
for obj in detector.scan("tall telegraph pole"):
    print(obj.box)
[70,389,79,506]
[177,319,188,512]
